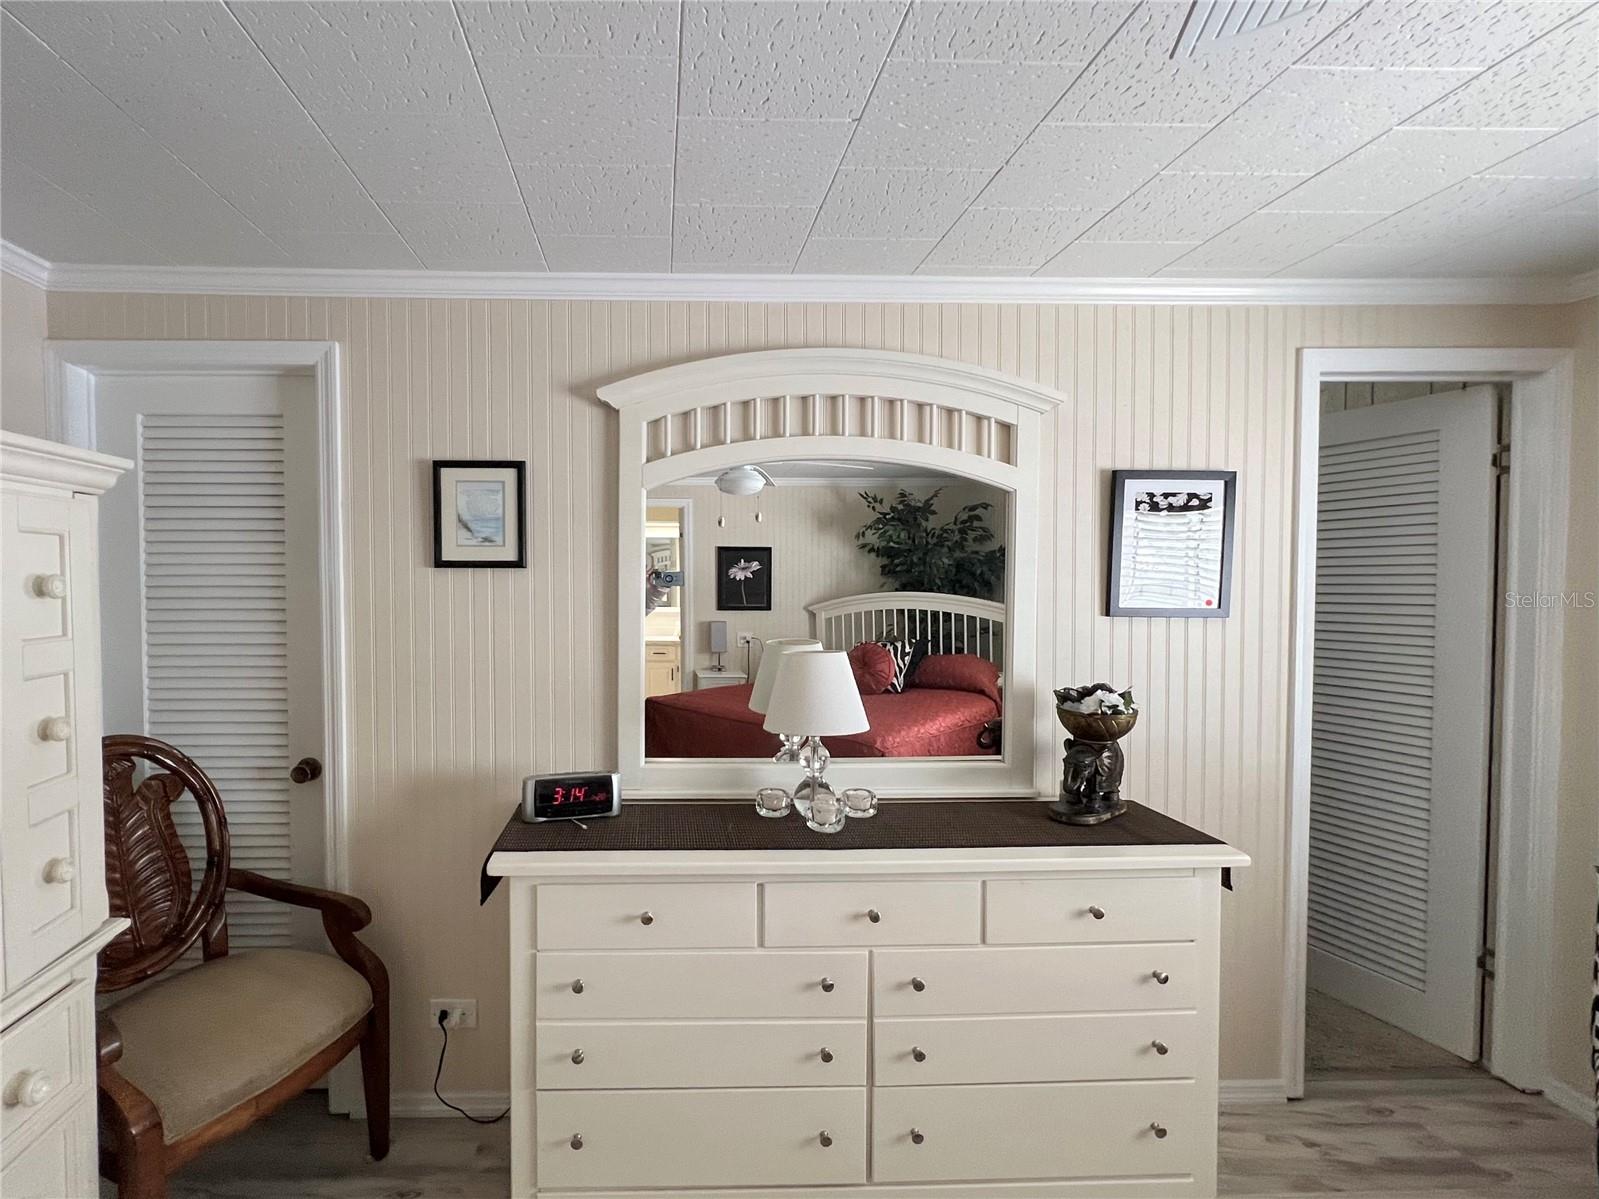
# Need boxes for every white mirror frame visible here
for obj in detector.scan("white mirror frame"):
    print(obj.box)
[599,348,1065,798]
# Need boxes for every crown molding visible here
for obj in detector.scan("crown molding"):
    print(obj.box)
[4,240,1593,306]
[1,241,51,289]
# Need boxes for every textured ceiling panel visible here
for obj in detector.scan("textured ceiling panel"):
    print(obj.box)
[1,0,1594,281]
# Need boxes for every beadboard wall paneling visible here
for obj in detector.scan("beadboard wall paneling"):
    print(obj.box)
[1,273,48,437]
[42,292,1591,1101]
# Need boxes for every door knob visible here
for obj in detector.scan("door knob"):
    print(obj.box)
[42,858,75,885]
[5,1070,54,1108]
[31,574,66,599]
[290,757,322,784]
[38,716,72,743]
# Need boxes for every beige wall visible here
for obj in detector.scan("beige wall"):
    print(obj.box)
[42,290,1593,1102]
[1,273,48,437]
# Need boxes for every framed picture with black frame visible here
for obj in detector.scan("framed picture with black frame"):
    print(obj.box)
[716,545,772,611]
[1108,469,1236,617]
[432,459,527,568]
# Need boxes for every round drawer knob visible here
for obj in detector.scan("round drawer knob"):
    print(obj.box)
[819,1047,834,1063]
[639,911,654,926]
[570,1133,584,1150]
[1151,969,1171,986]
[1088,905,1106,920]
[31,574,67,599]
[819,977,835,993]
[1150,1122,1168,1140]
[910,1128,925,1146]
[38,716,72,743]
[866,908,881,924]
[7,1070,54,1108]
[1152,1039,1170,1056]
[911,1046,927,1063]
[42,858,75,885]
[818,1130,833,1148]
[910,976,926,992]
[571,978,584,994]
[570,1049,585,1065]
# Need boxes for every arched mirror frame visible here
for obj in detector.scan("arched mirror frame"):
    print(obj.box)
[599,348,1065,798]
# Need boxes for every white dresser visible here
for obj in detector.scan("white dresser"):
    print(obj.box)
[1,432,129,1198]
[487,802,1247,1198]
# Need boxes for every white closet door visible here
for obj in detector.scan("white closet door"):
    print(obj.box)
[95,372,325,948]
[1309,386,1496,1059]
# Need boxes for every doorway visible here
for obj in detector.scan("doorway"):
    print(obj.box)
[1306,380,1501,1080]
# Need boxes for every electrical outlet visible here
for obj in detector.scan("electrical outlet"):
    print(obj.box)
[429,998,477,1030]
[737,633,758,648]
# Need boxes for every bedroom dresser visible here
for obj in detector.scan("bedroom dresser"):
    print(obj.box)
[485,800,1247,1199]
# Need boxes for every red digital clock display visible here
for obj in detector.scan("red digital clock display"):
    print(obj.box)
[523,772,622,822]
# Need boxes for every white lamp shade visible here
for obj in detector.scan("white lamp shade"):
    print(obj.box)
[748,638,822,713]
[762,651,869,737]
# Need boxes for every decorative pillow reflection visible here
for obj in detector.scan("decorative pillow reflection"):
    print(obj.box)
[908,653,1002,708]
[874,639,926,693]
[846,641,897,695]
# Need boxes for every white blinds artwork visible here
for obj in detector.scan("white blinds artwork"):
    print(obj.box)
[138,413,293,948]
[1111,474,1232,615]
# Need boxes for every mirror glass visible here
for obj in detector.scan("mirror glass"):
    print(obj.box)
[641,458,1009,761]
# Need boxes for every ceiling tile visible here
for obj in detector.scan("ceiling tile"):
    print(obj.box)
[1400,207,1599,276]
[1347,174,1597,246]
[1170,66,1476,175]
[0,160,170,265]
[863,58,1083,134]
[1482,118,1599,179]
[516,163,671,236]
[674,204,816,265]
[1300,1,1588,69]
[1404,11,1599,129]
[315,115,521,203]
[1265,127,1549,213]
[979,123,1202,208]
[811,168,990,239]
[1034,239,1198,277]
[540,234,670,272]
[923,206,1102,269]
[1273,243,1433,277]
[794,237,937,273]
[264,230,421,269]
[1048,0,1354,125]
[843,118,1028,170]
[679,0,905,119]
[380,202,545,271]
[456,1,679,59]
[470,54,678,165]
[1166,210,1379,273]
[891,0,1132,64]
[676,120,855,206]
[1088,171,1305,242]
[230,1,488,118]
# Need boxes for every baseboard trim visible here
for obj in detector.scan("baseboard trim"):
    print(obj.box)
[392,1090,513,1119]
[1219,1079,1289,1107]
[1540,1077,1596,1123]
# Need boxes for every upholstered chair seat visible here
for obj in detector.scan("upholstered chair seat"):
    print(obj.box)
[104,949,375,1144]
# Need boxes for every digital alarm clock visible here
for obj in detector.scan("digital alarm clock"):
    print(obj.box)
[520,772,621,823]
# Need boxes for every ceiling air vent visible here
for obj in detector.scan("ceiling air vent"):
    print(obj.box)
[1172,0,1326,58]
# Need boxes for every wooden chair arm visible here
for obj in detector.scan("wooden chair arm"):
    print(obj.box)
[97,1012,124,1067]
[227,868,372,930]
[98,1040,165,1180]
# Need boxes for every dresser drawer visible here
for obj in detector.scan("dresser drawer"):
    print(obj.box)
[0,1092,96,1199]
[874,1012,1201,1085]
[872,1080,1198,1183]
[536,1019,866,1089]
[536,883,755,949]
[1,979,93,1146]
[986,875,1200,944]
[875,944,1199,1015]
[762,881,980,946]
[537,1088,867,1189]
[536,951,867,1019]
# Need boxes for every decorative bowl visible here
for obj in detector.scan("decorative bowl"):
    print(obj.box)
[1055,708,1138,743]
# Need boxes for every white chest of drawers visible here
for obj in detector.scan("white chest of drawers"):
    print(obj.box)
[489,806,1247,1199]
[2,432,130,1198]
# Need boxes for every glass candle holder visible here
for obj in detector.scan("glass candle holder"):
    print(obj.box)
[755,787,792,819]
[842,787,878,818]
[805,787,846,833]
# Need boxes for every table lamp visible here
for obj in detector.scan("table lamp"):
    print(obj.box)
[762,651,868,818]
[749,638,822,773]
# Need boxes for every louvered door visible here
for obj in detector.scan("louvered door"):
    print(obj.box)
[95,372,325,950]
[1309,386,1496,1059]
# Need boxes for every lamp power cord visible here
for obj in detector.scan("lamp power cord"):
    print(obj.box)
[432,1009,509,1124]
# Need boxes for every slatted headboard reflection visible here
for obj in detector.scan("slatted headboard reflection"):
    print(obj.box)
[807,591,1006,664]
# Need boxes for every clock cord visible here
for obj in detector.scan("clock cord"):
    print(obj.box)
[433,1009,509,1124]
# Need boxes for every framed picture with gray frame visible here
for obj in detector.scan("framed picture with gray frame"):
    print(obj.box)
[432,459,527,568]
[1108,469,1236,617]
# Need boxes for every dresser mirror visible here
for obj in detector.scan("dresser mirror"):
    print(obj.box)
[642,457,1009,764]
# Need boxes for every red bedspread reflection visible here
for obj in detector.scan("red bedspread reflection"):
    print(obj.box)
[645,682,999,758]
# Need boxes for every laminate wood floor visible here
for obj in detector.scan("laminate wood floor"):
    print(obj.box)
[142,1077,1592,1199]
